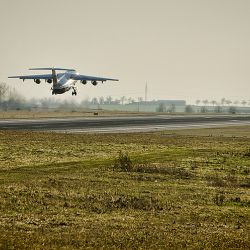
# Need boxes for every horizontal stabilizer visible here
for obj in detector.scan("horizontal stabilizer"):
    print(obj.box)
[29,67,75,71]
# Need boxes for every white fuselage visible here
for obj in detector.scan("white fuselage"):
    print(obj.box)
[52,71,78,94]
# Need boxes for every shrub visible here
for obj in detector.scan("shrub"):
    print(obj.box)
[225,174,238,187]
[243,148,250,157]
[206,174,225,187]
[113,151,133,172]
[81,194,165,212]
[214,192,225,206]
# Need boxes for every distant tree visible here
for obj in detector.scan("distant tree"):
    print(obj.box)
[210,100,217,112]
[40,98,50,109]
[215,105,222,113]
[202,99,209,106]
[138,97,143,102]
[233,100,239,106]
[195,100,201,106]
[211,100,217,106]
[225,100,232,106]
[221,98,226,106]
[81,98,90,106]
[105,96,113,104]
[167,104,176,113]
[241,100,247,106]
[129,98,135,103]
[0,82,9,102]
[99,96,105,105]
[127,97,133,104]
[58,100,77,110]
[5,88,26,110]
[120,96,126,105]
[8,88,25,103]
[91,97,98,105]
[156,103,166,112]
[113,99,121,104]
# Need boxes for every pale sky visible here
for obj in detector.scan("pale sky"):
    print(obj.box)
[0,0,250,104]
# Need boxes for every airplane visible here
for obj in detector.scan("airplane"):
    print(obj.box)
[8,67,118,96]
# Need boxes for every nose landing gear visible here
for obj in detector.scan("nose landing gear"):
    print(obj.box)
[72,87,77,96]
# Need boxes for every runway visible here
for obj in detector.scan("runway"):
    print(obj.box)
[0,114,250,133]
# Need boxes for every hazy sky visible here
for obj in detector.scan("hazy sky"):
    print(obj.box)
[0,0,250,103]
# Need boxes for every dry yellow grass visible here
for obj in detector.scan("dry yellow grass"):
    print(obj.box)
[0,110,158,119]
[0,128,249,249]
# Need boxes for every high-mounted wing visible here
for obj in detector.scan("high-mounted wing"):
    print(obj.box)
[72,74,118,82]
[8,74,53,80]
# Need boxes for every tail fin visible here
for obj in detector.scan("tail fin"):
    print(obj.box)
[28,67,75,86]
[52,68,58,86]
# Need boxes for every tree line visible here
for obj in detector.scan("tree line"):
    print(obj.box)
[0,82,144,110]
[1,81,249,113]
[195,98,250,107]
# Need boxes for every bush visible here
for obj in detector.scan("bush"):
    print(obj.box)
[214,192,225,206]
[206,174,225,187]
[81,194,165,212]
[243,148,250,157]
[113,151,133,172]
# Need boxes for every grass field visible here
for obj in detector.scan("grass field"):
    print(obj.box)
[0,127,249,249]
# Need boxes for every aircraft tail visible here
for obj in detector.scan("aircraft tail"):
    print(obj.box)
[52,68,58,86]
[29,67,75,86]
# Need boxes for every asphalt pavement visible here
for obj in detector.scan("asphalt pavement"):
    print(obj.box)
[0,114,250,133]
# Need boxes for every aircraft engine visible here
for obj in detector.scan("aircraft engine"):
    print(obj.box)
[92,80,98,86]
[81,80,87,85]
[47,79,52,84]
[35,79,41,84]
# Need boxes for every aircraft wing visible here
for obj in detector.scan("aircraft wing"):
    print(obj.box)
[8,74,53,80]
[72,74,118,82]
